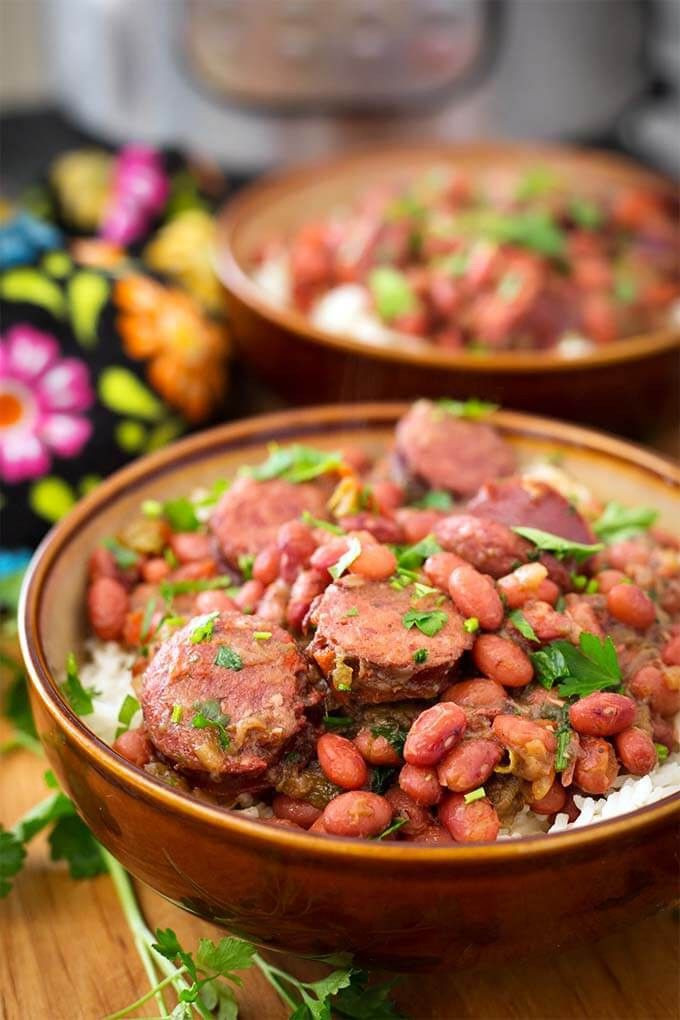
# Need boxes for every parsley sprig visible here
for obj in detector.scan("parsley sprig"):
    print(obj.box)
[191,699,231,750]
[531,632,622,698]
[512,526,603,562]
[436,398,499,420]
[61,652,99,716]
[402,608,448,637]
[245,443,345,484]
[592,501,658,544]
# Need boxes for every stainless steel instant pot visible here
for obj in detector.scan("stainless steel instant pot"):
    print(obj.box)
[45,0,649,172]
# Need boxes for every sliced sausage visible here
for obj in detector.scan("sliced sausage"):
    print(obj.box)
[467,477,594,545]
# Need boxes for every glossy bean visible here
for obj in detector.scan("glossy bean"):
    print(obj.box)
[662,634,680,666]
[348,542,397,581]
[436,739,502,793]
[440,678,508,720]
[473,634,533,688]
[141,557,170,584]
[286,569,327,630]
[234,579,265,613]
[606,583,656,630]
[112,727,152,767]
[423,551,466,592]
[403,703,467,767]
[88,546,119,582]
[595,569,627,594]
[384,787,430,837]
[398,763,442,806]
[169,531,213,564]
[321,792,392,838]
[87,577,129,640]
[615,727,658,775]
[194,590,237,614]
[606,540,649,571]
[573,735,619,794]
[371,480,405,515]
[530,780,567,816]
[410,824,454,845]
[272,794,321,829]
[448,564,504,631]
[310,538,350,573]
[277,520,316,582]
[396,509,442,544]
[354,728,402,767]
[496,563,548,609]
[520,601,571,642]
[439,793,500,843]
[253,545,281,586]
[255,578,290,625]
[569,692,637,736]
[317,733,368,790]
[630,664,680,718]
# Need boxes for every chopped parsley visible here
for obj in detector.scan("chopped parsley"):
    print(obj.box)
[329,536,362,580]
[253,630,272,641]
[569,196,603,230]
[531,632,622,698]
[413,648,429,664]
[655,743,669,762]
[115,695,140,739]
[374,817,408,840]
[370,722,407,754]
[245,443,345,484]
[162,497,200,532]
[344,607,359,618]
[237,553,255,580]
[555,721,572,772]
[393,535,441,572]
[214,645,243,670]
[323,713,353,731]
[102,537,139,570]
[512,526,603,562]
[437,397,499,420]
[301,510,344,534]
[509,609,539,643]
[188,611,219,644]
[191,700,230,750]
[163,546,178,568]
[592,501,658,544]
[402,608,448,637]
[61,653,97,716]
[368,266,417,321]
[463,787,486,804]
[171,703,183,724]
[412,581,439,600]
[370,766,399,796]
[413,489,454,511]
[463,617,480,634]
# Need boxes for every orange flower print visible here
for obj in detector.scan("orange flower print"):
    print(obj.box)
[114,275,229,423]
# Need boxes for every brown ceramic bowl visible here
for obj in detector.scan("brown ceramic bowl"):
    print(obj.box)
[20,404,680,972]
[216,144,679,437]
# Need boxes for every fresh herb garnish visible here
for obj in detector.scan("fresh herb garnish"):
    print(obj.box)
[569,196,602,229]
[370,722,407,754]
[102,537,139,570]
[237,553,255,580]
[393,534,441,571]
[614,275,637,304]
[214,645,243,670]
[140,597,158,643]
[463,616,479,633]
[402,608,448,637]
[655,743,669,762]
[374,817,408,840]
[301,510,344,534]
[413,489,454,511]
[160,576,236,601]
[369,766,399,795]
[171,703,183,724]
[163,545,178,568]
[412,581,439,600]
[413,648,429,664]
[509,609,539,643]
[329,536,362,580]
[253,630,272,641]
[516,165,559,200]
[532,633,621,697]
[592,501,658,544]
[555,721,572,772]
[344,607,359,618]
[162,497,200,532]
[191,699,230,750]
[191,477,230,509]
[323,713,353,731]
[463,787,486,804]
[61,652,97,716]
[368,266,417,321]
[115,695,140,739]
[246,443,345,484]
[512,526,603,562]
[437,398,499,420]
[188,611,219,644]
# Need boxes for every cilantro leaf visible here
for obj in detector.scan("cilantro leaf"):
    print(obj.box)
[368,266,417,321]
[191,700,230,749]
[412,489,453,511]
[163,497,200,532]
[508,610,539,643]
[48,815,106,879]
[214,645,243,670]
[329,536,362,580]
[189,611,219,644]
[555,633,621,698]
[0,829,26,897]
[237,553,255,580]
[331,971,404,1019]
[402,608,447,637]
[437,398,499,420]
[102,537,140,569]
[61,652,96,716]
[246,443,344,484]
[530,645,568,690]
[592,501,658,544]
[393,535,441,571]
[512,526,603,562]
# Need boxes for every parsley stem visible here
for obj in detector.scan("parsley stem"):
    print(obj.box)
[251,953,299,1010]
[104,970,184,1020]
[0,730,44,756]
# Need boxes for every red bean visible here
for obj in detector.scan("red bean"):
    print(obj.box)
[565,598,604,639]
[310,538,350,573]
[321,791,392,838]
[606,583,656,630]
[308,815,329,835]
[398,763,442,806]
[171,559,216,581]
[317,733,368,790]
[573,735,619,794]
[194,589,237,614]
[262,817,303,831]
[520,601,571,642]
[234,579,264,613]
[473,634,533,688]
[496,563,548,609]
[492,715,556,782]
[439,793,500,843]
[437,739,502,793]
[606,540,649,571]
[396,509,442,544]
[569,693,637,737]
[277,520,316,582]
[255,578,290,625]
[651,714,674,750]
[253,545,281,586]
[384,787,430,837]
[372,480,405,515]
[113,727,152,767]
[410,824,454,845]
[440,678,508,720]
[272,794,321,829]
[354,728,402,767]
[448,565,504,631]
[88,546,119,582]
[423,551,465,591]
[403,703,467,767]
[339,444,371,473]
[286,569,327,630]
[530,780,567,816]
[595,569,627,594]
[615,727,658,775]
[630,664,680,717]
[141,557,170,584]
[662,635,680,666]
[87,577,129,640]
[169,531,213,564]
[348,542,397,581]
[339,514,402,544]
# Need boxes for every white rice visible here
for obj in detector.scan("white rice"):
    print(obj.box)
[80,638,680,838]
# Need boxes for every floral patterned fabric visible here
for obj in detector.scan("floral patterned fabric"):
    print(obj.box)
[1,146,231,549]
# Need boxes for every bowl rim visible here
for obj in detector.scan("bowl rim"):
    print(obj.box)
[19,402,680,867]
[216,141,680,375]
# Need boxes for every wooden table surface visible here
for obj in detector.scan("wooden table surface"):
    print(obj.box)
[2,409,679,1020]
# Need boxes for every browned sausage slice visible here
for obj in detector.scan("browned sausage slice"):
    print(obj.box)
[467,477,594,544]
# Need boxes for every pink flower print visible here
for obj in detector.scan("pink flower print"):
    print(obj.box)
[100,145,169,245]
[0,324,94,483]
